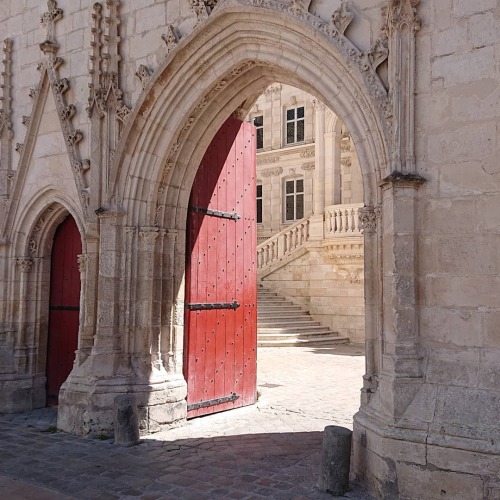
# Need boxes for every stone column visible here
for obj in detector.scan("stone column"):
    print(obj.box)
[309,100,326,241]
[358,206,381,404]
[88,210,125,374]
[378,173,425,417]
[13,257,34,374]
[324,130,341,207]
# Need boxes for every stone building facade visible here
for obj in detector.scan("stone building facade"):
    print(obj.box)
[0,1,499,498]
[251,84,365,342]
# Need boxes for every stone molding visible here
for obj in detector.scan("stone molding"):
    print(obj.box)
[257,155,280,166]
[0,39,14,214]
[261,167,283,177]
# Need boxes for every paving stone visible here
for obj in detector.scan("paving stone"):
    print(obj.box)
[0,347,372,499]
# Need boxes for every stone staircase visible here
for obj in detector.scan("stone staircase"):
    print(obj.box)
[257,285,350,347]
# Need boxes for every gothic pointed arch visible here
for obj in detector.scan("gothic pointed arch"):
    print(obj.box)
[108,0,392,228]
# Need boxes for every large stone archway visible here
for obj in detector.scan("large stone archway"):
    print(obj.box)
[58,0,425,495]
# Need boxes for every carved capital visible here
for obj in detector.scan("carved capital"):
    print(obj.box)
[15,258,34,273]
[359,206,380,234]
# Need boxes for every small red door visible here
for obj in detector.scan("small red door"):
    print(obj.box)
[184,116,257,418]
[46,215,82,406]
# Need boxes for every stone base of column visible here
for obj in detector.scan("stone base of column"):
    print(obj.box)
[0,374,46,413]
[353,402,500,499]
[58,354,187,438]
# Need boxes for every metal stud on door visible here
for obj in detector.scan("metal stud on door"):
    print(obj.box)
[184,116,257,418]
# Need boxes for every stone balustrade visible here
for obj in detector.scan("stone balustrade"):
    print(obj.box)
[257,218,310,271]
[324,203,363,237]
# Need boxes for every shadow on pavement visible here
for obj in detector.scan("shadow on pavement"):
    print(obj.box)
[0,411,372,499]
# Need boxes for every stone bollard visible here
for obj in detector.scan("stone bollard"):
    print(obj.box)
[114,394,140,447]
[318,425,352,496]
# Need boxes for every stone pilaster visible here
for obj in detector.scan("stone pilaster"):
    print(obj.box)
[309,100,326,241]
[378,172,425,418]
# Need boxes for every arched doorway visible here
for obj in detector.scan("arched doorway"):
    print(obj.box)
[46,215,82,406]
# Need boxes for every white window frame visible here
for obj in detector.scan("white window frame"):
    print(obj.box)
[283,177,305,223]
[285,105,305,145]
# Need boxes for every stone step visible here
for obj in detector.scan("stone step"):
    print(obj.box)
[258,335,350,347]
[257,284,349,347]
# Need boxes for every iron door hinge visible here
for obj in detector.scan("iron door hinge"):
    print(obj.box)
[186,301,240,311]
[189,206,241,221]
[187,393,240,411]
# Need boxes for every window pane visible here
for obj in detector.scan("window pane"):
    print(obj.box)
[296,179,304,192]
[286,180,294,194]
[254,115,263,127]
[287,109,294,121]
[257,199,262,223]
[286,122,295,144]
[285,195,294,220]
[256,184,262,197]
[297,106,304,119]
[257,128,263,149]
[296,119,305,142]
[296,194,304,219]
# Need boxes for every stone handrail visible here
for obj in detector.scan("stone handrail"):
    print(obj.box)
[324,203,363,237]
[257,217,310,271]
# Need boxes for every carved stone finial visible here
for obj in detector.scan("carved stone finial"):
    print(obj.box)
[331,0,354,34]
[384,0,421,32]
[40,0,63,53]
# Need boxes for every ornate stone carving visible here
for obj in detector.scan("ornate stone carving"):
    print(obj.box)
[21,116,30,127]
[53,78,69,94]
[341,156,352,168]
[365,36,389,72]
[191,0,210,26]
[0,38,13,208]
[358,206,381,234]
[67,130,83,146]
[383,0,421,172]
[257,155,280,166]
[300,147,315,159]
[15,258,34,273]
[60,104,76,121]
[15,143,23,154]
[40,0,63,54]
[261,167,283,177]
[135,65,152,90]
[77,254,87,273]
[265,84,281,96]
[161,25,179,54]
[301,162,315,171]
[331,0,354,35]
[28,88,38,99]
[28,239,38,255]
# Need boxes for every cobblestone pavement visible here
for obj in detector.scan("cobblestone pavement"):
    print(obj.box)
[0,345,373,499]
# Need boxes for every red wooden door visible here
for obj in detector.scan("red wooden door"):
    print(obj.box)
[184,116,257,418]
[46,215,82,406]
